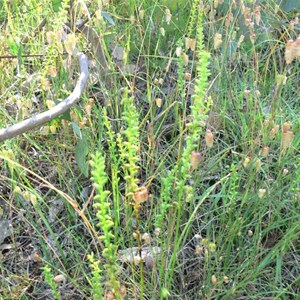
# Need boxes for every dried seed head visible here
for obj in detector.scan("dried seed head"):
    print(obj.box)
[46,100,55,109]
[244,89,251,99]
[281,130,294,150]
[49,125,57,134]
[133,187,148,204]
[223,276,229,283]
[282,122,292,133]
[258,189,266,199]
[33,252,41,263]
[53,274,66,284]
[269,124,279,139]
[276,74,287,86]
[141,233,151,244]
[255,159,262,171]
[195,245,203,255]
[158,78,164,85]
[185,38,196,51]
[194,234,201,240]
[253,5,261,25]
[182,53,189,66]
[261,146,269,157]
[119,285,126,297]
[190,151,201,170]
[105,291,115,300]
[285,39,295,64]
[79,117,87,129]
[238,35,245,48]
[64,33,77,55]
[211,274,218,285]
[243,157,251,167]
[175,46,182,57]
[48,66,57,77]
[185,72,192,81]
[155,98,162,108]
[154,228,161,236]
[295,37,300,57]
[14,186,22,194]
[205,130,214,148]
[85,104,92,115]
[165,9,172,24]
[208,242,217,252]
[30,194,37,206]
[225,12,233,28]
[214,33,223,50]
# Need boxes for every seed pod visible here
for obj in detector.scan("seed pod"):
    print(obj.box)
[281,130,294,150]
[261,146,269,157]
[269,124,279,139]
[258,189,266,199]
[282,122,292,133]
[205,130,214,148]
[185,72,192,81]
[141,233,151,244]
[155,98,162,108]
[195,245,203,255]
[53,274,66,283]
[190,151,201,170]
[182,53,189,66]
[214,33,222,50]
[185,38,196,51]
[133,187,148,204]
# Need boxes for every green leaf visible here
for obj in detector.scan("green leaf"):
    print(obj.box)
[75,134,89,177]
[7,40,19,56]
[102,11,115,26]
[72,122,82,139]
[52,0,62,12]
[278,0,300,12]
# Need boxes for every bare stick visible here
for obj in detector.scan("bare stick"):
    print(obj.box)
[0,52,89,142]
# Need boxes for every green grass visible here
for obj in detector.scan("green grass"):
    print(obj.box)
[0,0,299,299]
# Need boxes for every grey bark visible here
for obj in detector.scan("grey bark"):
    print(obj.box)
[0,52,89,142]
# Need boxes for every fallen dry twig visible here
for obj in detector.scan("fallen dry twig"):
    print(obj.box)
[0,52,89,142]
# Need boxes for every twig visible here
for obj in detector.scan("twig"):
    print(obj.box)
[0,54,45,60]
[0,52,89,142]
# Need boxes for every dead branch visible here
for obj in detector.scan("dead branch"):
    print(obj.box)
[0,52,89,142]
